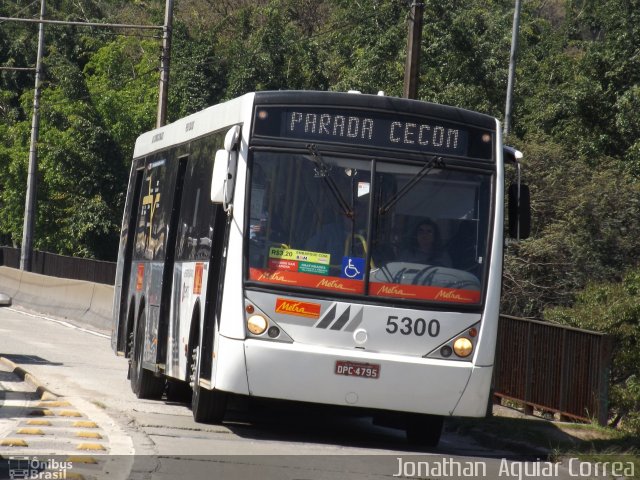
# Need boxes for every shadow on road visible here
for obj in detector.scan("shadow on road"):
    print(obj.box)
[1,354,63,366]
[209,397,538,459]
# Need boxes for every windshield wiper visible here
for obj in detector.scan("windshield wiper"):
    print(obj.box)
[307,144,353,218]
[379,156,444,215]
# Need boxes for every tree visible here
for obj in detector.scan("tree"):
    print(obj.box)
[502,138,640,317]
[319,0,405,96]
[221,1,329,97]
[34,51,123,258]
[84,36,159,161]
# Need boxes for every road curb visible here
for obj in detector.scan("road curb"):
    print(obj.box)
[0,355,59,400]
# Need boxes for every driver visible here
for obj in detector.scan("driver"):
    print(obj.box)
[401,219,452,267]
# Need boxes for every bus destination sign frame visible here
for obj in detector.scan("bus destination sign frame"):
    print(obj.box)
[253,106,475,157]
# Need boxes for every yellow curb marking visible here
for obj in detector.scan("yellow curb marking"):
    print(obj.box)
[65,456,98,464]
[0,439,28,447]
[72,421,98,428]
[75,431,102,439]
[38,400,71,407]
[16,428,45,435]
[58,410,82,417]
[26,419,52,426]
[76,443,106,451]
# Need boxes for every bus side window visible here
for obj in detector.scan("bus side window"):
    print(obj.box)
[176,135,222,262]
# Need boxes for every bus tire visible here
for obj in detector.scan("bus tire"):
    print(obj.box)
[190,345,227,423]
[405,414,443,448]
[130,307,165,399]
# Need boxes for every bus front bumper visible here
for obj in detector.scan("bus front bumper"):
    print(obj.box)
[241,338,492,417]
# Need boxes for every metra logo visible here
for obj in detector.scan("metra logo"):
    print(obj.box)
[435,290,473,302]
[316,279,352,291]
[275,298,321,319]
[258,272,296,283]
[376,285,416,296]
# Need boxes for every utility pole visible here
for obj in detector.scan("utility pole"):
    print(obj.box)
[504,0,522,137]
[403,2,424,100]
[156,0,174,128]
[20,0,46,272]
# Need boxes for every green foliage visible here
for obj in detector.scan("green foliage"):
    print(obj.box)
[417,0,513,115]
[1,50,125,258]
[502,138,640,316]
[220,1,330,97]
[514,0,640,165]
[168,23,223,119]
[545,271,640,434]
[84,36,159,161]
[320,0,405,96]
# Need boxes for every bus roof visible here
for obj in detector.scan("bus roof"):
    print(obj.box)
[254,91,496,130]
[133,90,496,159]
[133,92,256,158]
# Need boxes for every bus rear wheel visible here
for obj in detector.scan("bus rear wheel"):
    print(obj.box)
[405,414,444,448]
[190,345,227,423]
[130,307,165,399]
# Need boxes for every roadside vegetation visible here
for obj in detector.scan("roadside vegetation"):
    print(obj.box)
[0,0,638,438]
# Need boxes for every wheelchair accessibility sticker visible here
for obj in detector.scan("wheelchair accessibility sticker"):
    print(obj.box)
[341,257,365,280]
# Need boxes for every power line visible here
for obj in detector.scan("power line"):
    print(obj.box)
[0,0,40,25]
[99,30,162,39]
[0,67,36,71]
[0,16,163,30]
[1,30,161,72]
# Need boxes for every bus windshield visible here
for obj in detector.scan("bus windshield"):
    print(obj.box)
[247,150,491,305]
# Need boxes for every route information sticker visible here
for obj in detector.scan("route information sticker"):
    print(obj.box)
[269,247,331,265]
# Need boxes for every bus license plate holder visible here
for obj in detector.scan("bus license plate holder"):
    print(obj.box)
[335,361,380,379]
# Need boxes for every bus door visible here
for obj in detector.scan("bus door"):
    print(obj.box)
[114,166,145,354]
[199,125,240,382]
[157,156,189,365]
[200,202,228,381]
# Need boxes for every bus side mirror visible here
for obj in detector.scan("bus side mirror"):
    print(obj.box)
[211,150,228,204]
[211,125,241,208]
[508,183,531,240]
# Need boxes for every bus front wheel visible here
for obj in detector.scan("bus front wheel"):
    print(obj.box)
[190,345,227,423]
[405,414,444,448]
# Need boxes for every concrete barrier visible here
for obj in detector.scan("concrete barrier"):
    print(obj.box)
[0,265,22,298]
[0,266,113,331]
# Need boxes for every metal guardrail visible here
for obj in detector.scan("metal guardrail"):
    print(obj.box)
[493,315,613,426]
[0,246,116,285]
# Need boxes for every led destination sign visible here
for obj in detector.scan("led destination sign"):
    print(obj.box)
[253,106,484,157]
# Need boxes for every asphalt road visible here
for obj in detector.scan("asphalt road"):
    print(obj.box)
[0,305,599,480]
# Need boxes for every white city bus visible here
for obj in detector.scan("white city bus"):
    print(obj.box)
[111,91,529,446]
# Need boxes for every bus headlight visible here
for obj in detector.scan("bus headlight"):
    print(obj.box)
[247,314,268,335]
[453,337,473,358]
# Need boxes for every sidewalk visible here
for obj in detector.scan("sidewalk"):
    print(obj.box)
[0,357,133,480]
